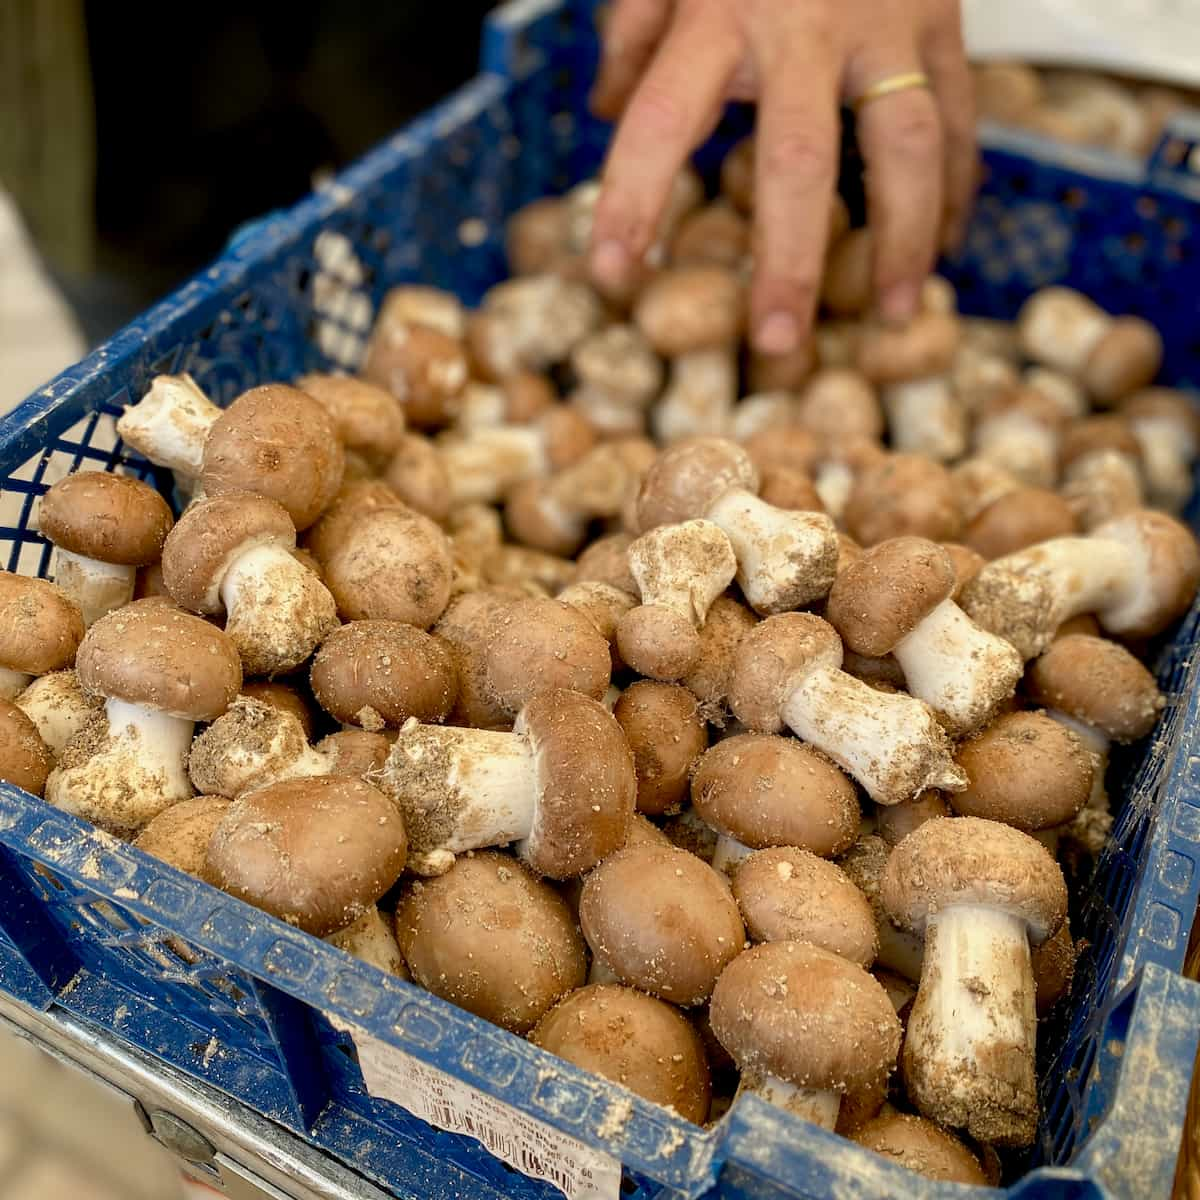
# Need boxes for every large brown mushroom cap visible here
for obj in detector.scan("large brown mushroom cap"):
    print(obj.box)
[633,266,745,356]
[38,472,173,566]
[484,598,611,717]
[964,488,1078,560]
[0,700,52,796]
[1084,317,1163,404]
[849,1111,988,1184]
[532,984,712,1124]
[311,621,457,729]
[433,589,520,730]
[200,385,345,531]
[635,437,759,532]
[691,734,859,857]
[881,816,1068,944]
[395,850,586,1033]
[324,506,453,628]
[613,681,707,816]
[362,320,469,429]
[134,795,232,876]
[161,491,296,613]
[579,843,745,1006]
[206,775,407,936]
[1026,633,1163,742]
[295,373,405,469]
[856,312,961,385]
[1059,415,1142,472]
[951,711,1093,831]
[733,847,877,967]
[844,455,962,546]
[383,433,452,524]
[303,479,407,566]
[826,538,957,657]
[709,941,901,1096]
[517,689,635,878]
[0,572,85,674]
[77,599,242,721]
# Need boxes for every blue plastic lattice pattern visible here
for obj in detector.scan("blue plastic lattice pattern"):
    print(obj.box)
[1,3,1200,1199]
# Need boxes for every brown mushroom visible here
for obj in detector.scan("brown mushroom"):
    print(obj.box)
[613,682,707,816]
[1120,388,1200,513]
[295,373,406,474]
[325,906,409,979]
[0,571,85,697]
[844,454,963,546]
[849,1111,988,1185]
[634,266,745,357]
[316,729,392,780]
[874,790,950,846]
[240,681,316,741]
[134,795,233,876]
[963,487,1078,559]
[0,700,53,797]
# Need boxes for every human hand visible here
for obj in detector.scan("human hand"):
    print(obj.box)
[587,0,977,355]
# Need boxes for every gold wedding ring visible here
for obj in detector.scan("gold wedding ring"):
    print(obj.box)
[853,71,932,112]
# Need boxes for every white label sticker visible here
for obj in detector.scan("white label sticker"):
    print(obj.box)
[332,1020,622,1200]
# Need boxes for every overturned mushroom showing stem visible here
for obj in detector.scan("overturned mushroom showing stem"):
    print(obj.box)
[188,696,330,798]
[881,816,1068,1146]
[728,613,967,806]
[0,572,85,698]
[1120,388,1200,514]
[637,438,838,615]
[15,669,102,757]
[162,492,339,677]
[376,688,634,879]
[709,940,901,1131]
[38,472,174,627]
[116,373,221,491]
[47,600,241,834]
[616,520,737,681]
[825,538,1023,735]
[960,509,1200,660]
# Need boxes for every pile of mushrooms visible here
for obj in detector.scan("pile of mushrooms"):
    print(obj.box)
[2,135,1198,1189]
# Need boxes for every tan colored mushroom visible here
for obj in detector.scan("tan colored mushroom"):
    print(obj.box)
[573,532,638,596]
[653,349,739,444]
[532,985,712,1123]
[37,472,174,626]
[849,1111,988,1185]
[1120,388,1200,513]
[795,369,883,444]
[295,373,406,476]
[951,456,1021,524]
[47,600,241,833]
[162,491,339,677]
[634,266,745,358]
[963,487,1078,560]
[556,581,639,672]
[15,669,102,757]
[670,202,750,272]
[844,454,963,546]
[207,775,407,936]
[1058,415,1146,529]
[506,198,569,276]
[432,590,522,730]
[395,850,585,1033]
[579,843,744,1006]
[134,795,232,876]
[874,790,949,847]
[303,479,407,566]
[568,325,663,437]
[612,681,707,816]
[0,700,53,797]
[680,595,758,715]
[325,906,409,980]
[747,340,817,394]
[855,311,961,387]
[811,435,889,524]
[0,572,85,698]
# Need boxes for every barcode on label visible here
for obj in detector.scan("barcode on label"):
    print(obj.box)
[329,1019,622,1200]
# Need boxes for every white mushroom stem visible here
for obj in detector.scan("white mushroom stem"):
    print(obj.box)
[629,520,737,629]
[813,462,854,523]
[219,542,338,676]
[962,534,1140,660]
[779,664,966,806]
[906,905,1037,1131]
[711,832,754,875]
[1060,451,1144,529]
[653,349,737,444]
[442,427,549,506]
[379,724,539,856]
[16,672,98,757]
[739,1076,841,1131]
[0,667,32,700]
[1129,416,1195,514]
[882,378,966,463]
[974,411,1059,488]
[116,374,220,480]
[51,549,135,628]
[891,598,1024,735]
[705,491,838,615]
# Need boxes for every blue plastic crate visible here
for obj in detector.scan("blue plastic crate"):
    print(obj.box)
[2,2,1200,1197]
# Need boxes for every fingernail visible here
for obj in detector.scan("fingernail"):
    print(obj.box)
[880,281,920,325]
[755,311,799,356]
[591,239,631,287]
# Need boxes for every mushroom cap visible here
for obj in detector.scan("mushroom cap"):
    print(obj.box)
[200,385,346,531]
[670,201,750,271]
[395,850,586,1033]
[709,941,901,1095]
[856,312,961,385]
[362,320,469,428]
[162,491,296,613]
[0,700,52,796]
[940,543,985,601]
[574,533,638,595]
[382,432,451,524]
[311,621,456,729]
[758,467,824,513]
[822,229,873,317]
[39,472,173,566]
[727,613,843,734]
[691,733,859,856]
[681,595,758,707]
[1084,316,1163,404]
[951,711,1093,831]
[875,791,950,847]
[849,1112,987,1185]
[531,984,712,1124]
[1059,415,1142,471]
[433,589,520,730]
[1026,633,1163,742]
[77,599,242,720]
[240,681,315,740]
[633,266,745,356]
[796,369,884,441]
[295,373,405,467]
[733,847,877,967]
[1121,387,1200,441]
[324,506,453,628]
[880,816,1068,943]
[826,538,957,657]
[615,605,702,682]
[0,572,85,674]
[506,197,569,275]
[964,488,1077,560]
[134,795,232,877]
[741,427,821,477]
[748,340,818,394]
[580,843,744,1006]
[613,681,708,816]
[304,479,407,566]
[316,729,392,780]
[206,775,407,936]
[635,437,759,532]
[484,598,611,716]
[325,905,409,980]
[844,455,962,547]
[517,689,636,878]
